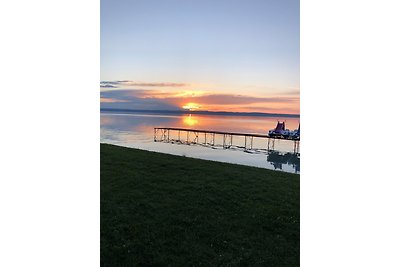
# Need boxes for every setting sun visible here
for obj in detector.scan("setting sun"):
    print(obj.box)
[182,102,201,111]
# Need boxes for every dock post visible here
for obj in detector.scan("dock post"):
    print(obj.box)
[267,138,275,152]
[161,129,165,141]
[223,134,226,148]
[293,140,300,154]
[212,133,215,146]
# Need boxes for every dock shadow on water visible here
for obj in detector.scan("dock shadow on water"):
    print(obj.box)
[101,111,300,173]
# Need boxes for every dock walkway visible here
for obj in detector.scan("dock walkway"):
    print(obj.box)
[154,127,300,154]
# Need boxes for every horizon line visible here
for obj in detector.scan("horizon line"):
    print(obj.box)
[100,108,300,118]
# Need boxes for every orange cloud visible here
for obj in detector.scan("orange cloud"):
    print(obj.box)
[100,89,299,114]
[100,97,128,103]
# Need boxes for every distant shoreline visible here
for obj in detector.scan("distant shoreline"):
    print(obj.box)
[100,108,300,118]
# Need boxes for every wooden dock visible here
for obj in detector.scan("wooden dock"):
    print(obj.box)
[154,127,300,154]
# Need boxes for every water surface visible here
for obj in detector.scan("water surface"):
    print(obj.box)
[101,111,300,173]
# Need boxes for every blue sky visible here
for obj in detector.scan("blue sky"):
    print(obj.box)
[101,0,299,114]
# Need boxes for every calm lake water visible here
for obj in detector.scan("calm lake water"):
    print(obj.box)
[101,111,300,173]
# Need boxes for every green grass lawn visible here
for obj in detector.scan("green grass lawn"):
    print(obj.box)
[101,143,299,266]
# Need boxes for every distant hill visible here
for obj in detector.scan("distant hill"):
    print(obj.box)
[100,108,300,118]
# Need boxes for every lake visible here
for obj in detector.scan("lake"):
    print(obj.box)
[101,110,300,173]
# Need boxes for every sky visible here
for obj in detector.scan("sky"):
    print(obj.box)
[101,0,299,114]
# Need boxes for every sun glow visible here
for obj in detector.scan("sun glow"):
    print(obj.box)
[174,91,205,97]
[183,114,198,126]
[182,102,201,111]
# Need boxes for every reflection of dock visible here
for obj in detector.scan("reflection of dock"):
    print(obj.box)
[267,151,300,173]
[154,127,300,154]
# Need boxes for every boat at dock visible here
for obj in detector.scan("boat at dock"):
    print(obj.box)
[268,121,300,140]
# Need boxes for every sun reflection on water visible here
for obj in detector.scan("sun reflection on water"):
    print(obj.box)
[183,114,198,127]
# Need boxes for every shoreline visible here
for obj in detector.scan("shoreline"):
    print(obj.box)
[101,142,300,173]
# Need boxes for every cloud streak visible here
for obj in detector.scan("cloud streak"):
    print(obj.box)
[100,84,117,88]
[100,80,187,88]
[170,94,298,105]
